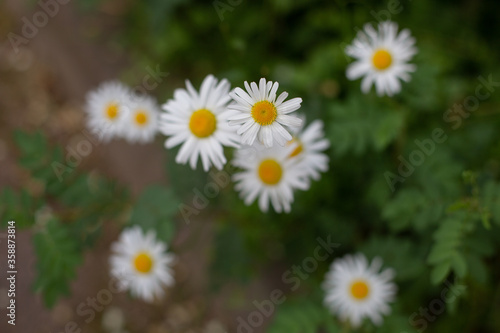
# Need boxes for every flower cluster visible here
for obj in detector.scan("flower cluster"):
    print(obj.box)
[159,75,330,213]
[84,20,416,324]
[85,81,160,144]
[231,116,330,213]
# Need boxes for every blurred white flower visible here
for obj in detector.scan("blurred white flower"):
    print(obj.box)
[345,21,417,96]
[228,78,302,148]
[288,116,330,182]
[322,253,397,327]
[232,141,309,213]
[120,94,160,144]
[84,81,130,141]
[160,74,240,171]
[109,226,175,303]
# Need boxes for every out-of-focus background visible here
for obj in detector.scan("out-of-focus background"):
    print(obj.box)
[1,0,500,332]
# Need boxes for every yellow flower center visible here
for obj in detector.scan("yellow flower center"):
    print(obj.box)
[251,101,277,126]
[105,103,119,120]
[350,280,370,300]
[287,138,304,158]
[258,159,283,185]
[189,109,217,138]
[133,252,153,273]
[134,111,148,126]
[372,49,393,70]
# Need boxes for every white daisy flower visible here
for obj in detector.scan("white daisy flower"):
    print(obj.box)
[345,21,417,96]
[160,75,240,171]
[109,226,175,303]
[84,81,131,142]
[228,78,303,148]
[288,116,330,181]
[120,94,160,144]
[232,142,309,213]
[322,253,397,327]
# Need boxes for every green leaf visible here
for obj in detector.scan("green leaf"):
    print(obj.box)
[427,215,473,284]
[431,261,452,285]
[33,218,82,308]
[327,94,405,157]
[59,175,93,207]
[209,224,253,290]
[10,130,128,297]
[14,130,72,196]
[399,57,441,111]
[382,188,445,232]
[268,299,340,333]
[378,303,416,332]
[360,236,427,282]
[165,152,209,200]
[14,131,45,156]
[373,110,405,150]
[413,149,463,198]
[451,253,467,278]
[481,181,500,226]
[428,248,456,265]
[129,185,179,244]
[0,189,38,229]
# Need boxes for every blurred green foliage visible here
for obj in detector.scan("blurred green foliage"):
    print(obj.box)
[33,218,83,307]
[268,299,341,333]
[1,132,180,307]
[127,185,179,244]
[1,131,130,306]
